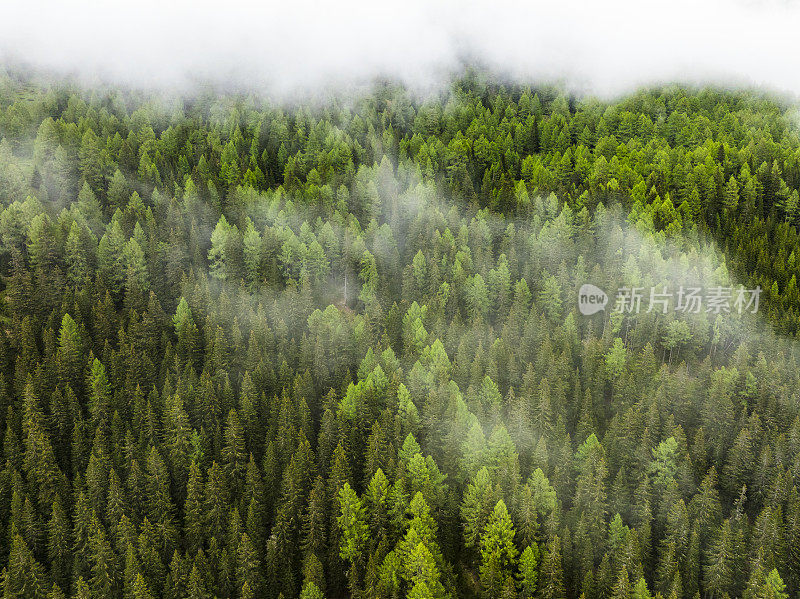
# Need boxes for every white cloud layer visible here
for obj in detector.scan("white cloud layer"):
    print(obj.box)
[1,0,799,97]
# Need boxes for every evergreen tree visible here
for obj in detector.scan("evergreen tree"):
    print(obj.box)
[337,483,368,595]
[479,500,518,598]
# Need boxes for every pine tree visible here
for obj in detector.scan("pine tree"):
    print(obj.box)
[132,573,155,599]
[631,577,653,599]
[87,359,111,427]
[184,460,206,553]
[538,536,565,599]
[235,533,263,598]
[88,515,118,599]
[518,544,540,598]
[462,467,500,553]
[704,519,735,599]
[337,483,369,595]
[302,476,327,559]
[98,220,126,296]
[299,580,326,599]
[222,409,248,487]
[124,237,150,312]
[3,531,47,599]
[47,498,72,589]
[56,314,83,394]
[611,565,631,599]
[479,500,519,598]
[723,176,739,211]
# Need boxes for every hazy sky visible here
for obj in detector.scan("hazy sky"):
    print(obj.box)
[1,0,799,97]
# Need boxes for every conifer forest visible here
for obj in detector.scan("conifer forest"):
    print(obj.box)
[3,61,800,599]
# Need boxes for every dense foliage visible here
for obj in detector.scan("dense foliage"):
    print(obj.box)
[1,69,800,599]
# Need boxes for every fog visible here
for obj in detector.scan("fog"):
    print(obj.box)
[2,0,800,97]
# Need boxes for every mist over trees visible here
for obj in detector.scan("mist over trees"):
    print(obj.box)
[0,68,800,599]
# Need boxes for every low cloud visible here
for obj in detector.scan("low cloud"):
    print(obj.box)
[1,0,799,97]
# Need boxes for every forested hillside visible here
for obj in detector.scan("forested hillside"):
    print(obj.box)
[1,70,800,599]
